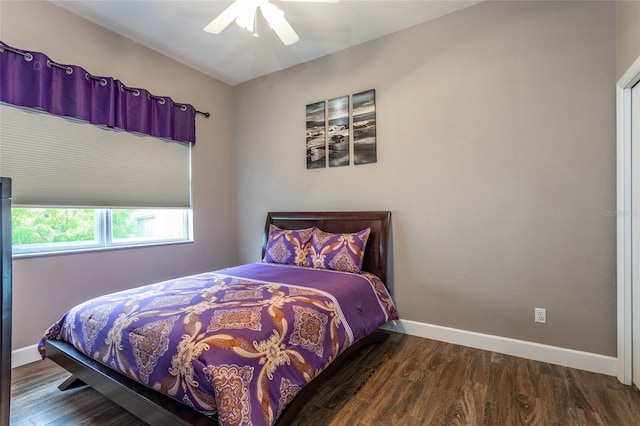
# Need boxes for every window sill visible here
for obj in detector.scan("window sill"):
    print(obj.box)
[12,239,194,260]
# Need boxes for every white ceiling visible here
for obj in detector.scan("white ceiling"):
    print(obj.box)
[52,0,481,86]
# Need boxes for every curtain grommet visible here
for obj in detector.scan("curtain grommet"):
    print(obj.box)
[121,84,140,97]
[47,60,73,74]
[171,102,189,112]
[86,73,108,86]
[0,44,32,62]
[148,94,166,104]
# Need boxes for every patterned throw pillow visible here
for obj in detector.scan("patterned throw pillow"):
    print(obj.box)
[263,225,314,266]
[308,228,371,273]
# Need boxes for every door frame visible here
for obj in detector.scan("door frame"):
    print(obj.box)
[617,55,640,385]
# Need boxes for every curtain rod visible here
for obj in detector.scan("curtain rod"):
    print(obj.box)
[0,43,211,119]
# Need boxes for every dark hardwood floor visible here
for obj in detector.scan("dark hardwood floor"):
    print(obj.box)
[10,332,640,425]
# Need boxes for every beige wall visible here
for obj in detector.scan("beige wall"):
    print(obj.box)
[2,0,623,357]
[1,1,237,349]
[234,1,617,355]
[617,0,640,78]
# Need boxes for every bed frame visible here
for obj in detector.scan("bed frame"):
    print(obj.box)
[46,211,392,425]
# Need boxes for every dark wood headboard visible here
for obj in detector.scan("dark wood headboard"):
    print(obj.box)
[263,211,391,284]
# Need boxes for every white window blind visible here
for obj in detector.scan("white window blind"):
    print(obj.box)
[0,103,191,208]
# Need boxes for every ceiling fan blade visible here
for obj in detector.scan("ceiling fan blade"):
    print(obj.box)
[260,1,299,45]
[204,1,243,34]
[270,18,299,45]
[235,8,256,33]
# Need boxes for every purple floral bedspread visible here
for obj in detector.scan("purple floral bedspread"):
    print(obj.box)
[39,263,398,426]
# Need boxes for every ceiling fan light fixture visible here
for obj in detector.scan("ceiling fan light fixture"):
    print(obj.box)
[204,0,301,45]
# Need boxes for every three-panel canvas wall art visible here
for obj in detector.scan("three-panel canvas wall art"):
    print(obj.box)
[306,89,376,169]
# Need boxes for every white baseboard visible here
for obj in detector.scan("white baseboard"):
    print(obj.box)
[382,319,617,377]
[11,344,41,368]
[14,320,617,376]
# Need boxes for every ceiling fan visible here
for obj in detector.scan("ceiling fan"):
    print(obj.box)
[204,0,338,46]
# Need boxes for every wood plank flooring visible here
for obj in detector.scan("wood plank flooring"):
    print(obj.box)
[10,332,640,425]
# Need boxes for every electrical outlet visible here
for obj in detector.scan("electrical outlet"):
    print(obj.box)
[535,308,546,324]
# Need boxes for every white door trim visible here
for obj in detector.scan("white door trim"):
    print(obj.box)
[617,55,640,385]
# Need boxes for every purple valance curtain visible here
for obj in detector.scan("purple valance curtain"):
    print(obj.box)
[0,41,196,144]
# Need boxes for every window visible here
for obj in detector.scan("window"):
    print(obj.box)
[111,209,189,243]
[2,104,194,257]
[12,207,191,255]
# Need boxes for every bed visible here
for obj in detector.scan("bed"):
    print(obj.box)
[39,211,398,425]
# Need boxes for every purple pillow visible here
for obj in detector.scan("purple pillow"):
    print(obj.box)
[263,225,314,266]
[308,228,371,273]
